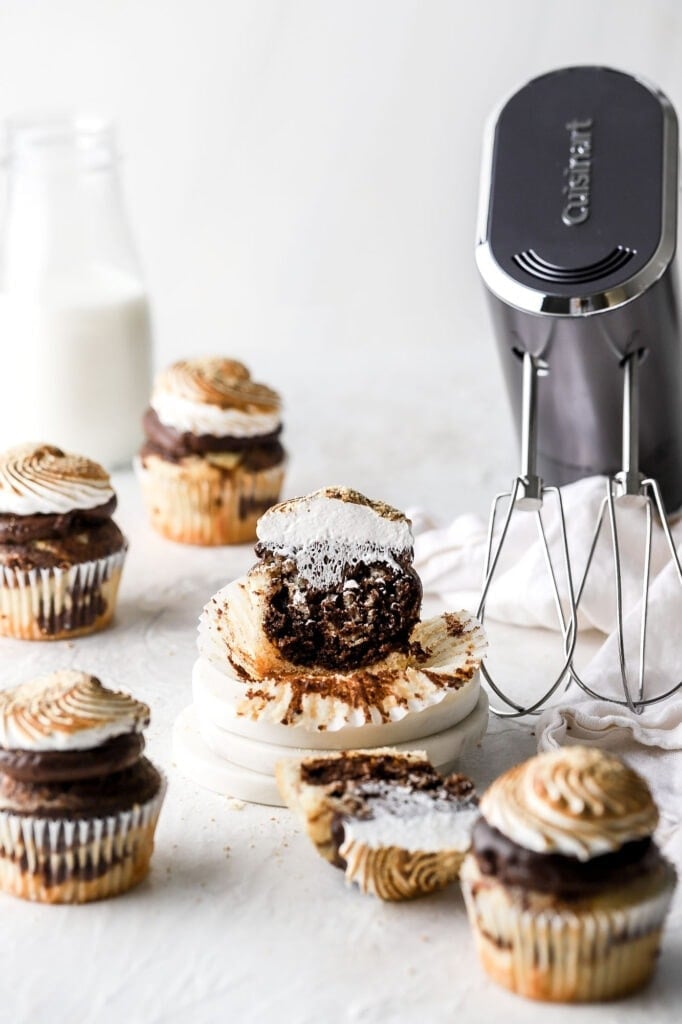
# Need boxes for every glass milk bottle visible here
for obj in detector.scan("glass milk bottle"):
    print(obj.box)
[0,115,152,467]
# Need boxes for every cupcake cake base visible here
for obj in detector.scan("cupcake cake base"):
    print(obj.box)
[0,784,166,904]
[172,692,488,807]
[136,455,285,547]
[0,549,127,641]
[461,849,676,1002]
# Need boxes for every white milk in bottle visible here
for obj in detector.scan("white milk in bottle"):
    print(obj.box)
[0,116,152,466]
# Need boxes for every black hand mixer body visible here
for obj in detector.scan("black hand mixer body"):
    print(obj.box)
[478,65,682,512]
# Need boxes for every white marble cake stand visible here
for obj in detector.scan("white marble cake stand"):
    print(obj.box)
[173,691,489,806]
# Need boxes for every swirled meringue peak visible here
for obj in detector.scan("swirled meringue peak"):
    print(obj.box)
[151,357,282,438]
[0,671,150,752]
[480,747,658,861]
[0,443,115,516]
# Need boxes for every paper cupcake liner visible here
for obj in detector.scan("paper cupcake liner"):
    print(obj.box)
[340,836,465,901]
[198,576,487,732]
[460,854,676,1002]
[136,456,285,545]
[0,546,127,641]
[0,780,166,904]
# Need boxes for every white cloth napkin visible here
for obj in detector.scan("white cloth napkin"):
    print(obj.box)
[411,475,682,866]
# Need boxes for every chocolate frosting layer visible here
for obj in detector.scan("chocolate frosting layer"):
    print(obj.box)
[471,817,662,899]
[0,733,144,783]
[0,518,126,572]
[142,407,283,459]
[303,752,440,789]
[0,756,162,818]
[0,495,117,544]
[139,440,286,474]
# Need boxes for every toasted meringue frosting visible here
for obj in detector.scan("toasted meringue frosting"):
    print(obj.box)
[151,357,281,438]
[0,443,115,516]
[341,784,479,853]
[197,573,486,732]
[0,671,150,752]
[256,487,414,587]
[480,747,658,861]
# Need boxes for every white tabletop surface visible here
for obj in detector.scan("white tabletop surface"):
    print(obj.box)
[0,470,678,1024]
[1,1,682,1019]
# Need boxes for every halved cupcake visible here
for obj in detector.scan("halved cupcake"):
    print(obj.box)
[197,487,486,735]
[174,487,487,806]
[277,748,479,900]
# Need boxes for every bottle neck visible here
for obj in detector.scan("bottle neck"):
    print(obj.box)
[1,116,142,296]
[8,111,117,160]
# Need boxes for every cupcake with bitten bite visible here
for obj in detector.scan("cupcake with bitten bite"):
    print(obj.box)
[173,487,487,805]
[0,443,128,640]
[460,746,677,1002]
[137,357,286,545]
[0,670,165,903]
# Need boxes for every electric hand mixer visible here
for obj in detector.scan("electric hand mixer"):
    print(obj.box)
[476,66,682,715]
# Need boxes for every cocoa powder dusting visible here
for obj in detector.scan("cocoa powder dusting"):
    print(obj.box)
[275,668,414,726]
[408,639,431,663]
[443,613,467,638]
[419,668,466,690]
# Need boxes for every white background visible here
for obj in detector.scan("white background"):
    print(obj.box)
[4,0,682,518]
[1,4,682,1023]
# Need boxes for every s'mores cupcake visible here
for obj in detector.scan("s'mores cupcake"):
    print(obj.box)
[137,357,286,545]
[277,749,479,900]
[0,671,165,903]
[0,444,128,640]
[175,487,487,805]
[198,488,485,734]
[460,747,676,1002]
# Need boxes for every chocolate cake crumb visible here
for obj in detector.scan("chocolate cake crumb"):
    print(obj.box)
[256,553,422,670]
[443,613,467,638]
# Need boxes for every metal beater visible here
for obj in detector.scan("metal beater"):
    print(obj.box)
[476,351,578,717]
[567,352,682,713]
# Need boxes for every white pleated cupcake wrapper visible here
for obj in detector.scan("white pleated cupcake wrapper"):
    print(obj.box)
[0,546,127,637]
[460,860,676,1001]
[136,457,285,544]
[230,629,486,732]
[0,782,166,889]
[340,836,466,901]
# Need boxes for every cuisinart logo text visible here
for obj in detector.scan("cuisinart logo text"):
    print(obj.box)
[562,118,593,226]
